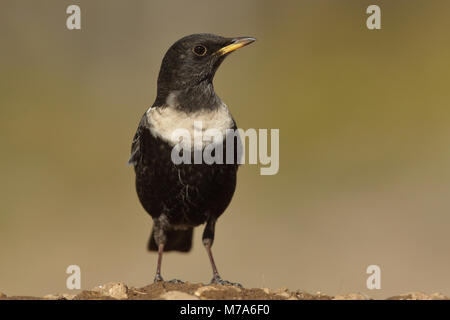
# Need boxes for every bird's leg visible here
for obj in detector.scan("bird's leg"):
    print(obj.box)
[153,223,184,283]
[203,220,242,287]
[154,243,164,282]
[202,220,219,279]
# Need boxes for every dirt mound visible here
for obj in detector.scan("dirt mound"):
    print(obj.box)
[1,282,448,300]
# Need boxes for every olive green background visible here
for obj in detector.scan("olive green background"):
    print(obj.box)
[1,0,450,298]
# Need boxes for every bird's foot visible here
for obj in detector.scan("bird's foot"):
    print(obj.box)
[167,279,185,284]
[154,274,184,284]
[210,274,242,288]
[154,275,184,284]
[154,274,164,283]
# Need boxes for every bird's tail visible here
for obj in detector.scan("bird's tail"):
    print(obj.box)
[148,227,193,252]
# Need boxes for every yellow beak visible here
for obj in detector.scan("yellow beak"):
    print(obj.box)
[216,37,256,56]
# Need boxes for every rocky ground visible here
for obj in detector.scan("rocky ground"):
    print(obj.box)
[0,282,448,300]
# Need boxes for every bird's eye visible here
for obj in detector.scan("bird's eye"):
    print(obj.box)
[193,45,207,56]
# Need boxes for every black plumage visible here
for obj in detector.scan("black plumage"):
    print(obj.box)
[129,34,255,285]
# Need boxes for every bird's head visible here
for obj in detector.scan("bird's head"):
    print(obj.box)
[155,34,255,107]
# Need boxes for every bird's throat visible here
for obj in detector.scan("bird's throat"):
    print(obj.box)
[166,81,221,113]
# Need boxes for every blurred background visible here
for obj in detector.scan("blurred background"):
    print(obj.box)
[1,0,450,298]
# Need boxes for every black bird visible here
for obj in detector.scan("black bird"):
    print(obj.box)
[129,34,255,285]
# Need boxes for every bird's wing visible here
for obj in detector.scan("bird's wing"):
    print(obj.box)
[128,114,148,166]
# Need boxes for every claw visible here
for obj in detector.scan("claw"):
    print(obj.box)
[167,279,185,284]
[154,274,164,283]
[210,275,242,288]
[154,275,184,284]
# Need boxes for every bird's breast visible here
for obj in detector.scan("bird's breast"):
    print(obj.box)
[146,103,234,149]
